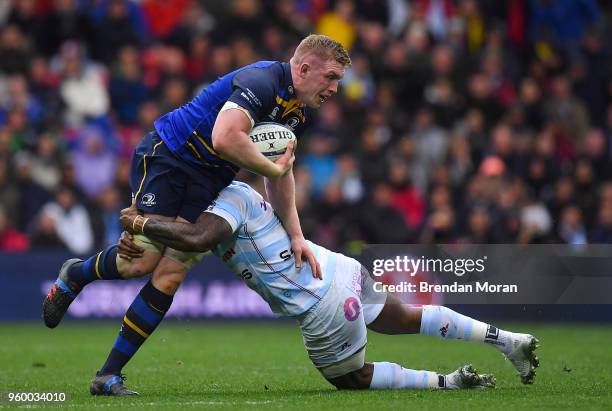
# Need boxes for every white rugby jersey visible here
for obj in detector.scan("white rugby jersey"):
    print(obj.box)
[205,181,335,316]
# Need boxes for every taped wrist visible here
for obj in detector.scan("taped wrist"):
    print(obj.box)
[132,215,149,234]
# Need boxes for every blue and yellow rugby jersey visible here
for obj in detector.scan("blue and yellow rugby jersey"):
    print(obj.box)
[153,61,307,171]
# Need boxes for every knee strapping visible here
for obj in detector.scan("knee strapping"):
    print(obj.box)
[163,247,207,270]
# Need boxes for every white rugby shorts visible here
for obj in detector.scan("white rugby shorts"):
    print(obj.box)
[296,254,386,370]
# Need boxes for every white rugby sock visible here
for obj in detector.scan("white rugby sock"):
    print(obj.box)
[420,305,514,355]
[370,362,442,389]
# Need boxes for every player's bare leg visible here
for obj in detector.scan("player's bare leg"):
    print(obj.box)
[92,221,200,396]
[90,257,189,396]
[367,295,539,384]
[42,212,172,329]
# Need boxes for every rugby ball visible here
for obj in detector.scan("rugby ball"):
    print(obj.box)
[249,123,296,162]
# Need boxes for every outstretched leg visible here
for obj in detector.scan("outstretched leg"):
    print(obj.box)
[367,295,539,384]
[43,220,167,329]
[325,358,494,390]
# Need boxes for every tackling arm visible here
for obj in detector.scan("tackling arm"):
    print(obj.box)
[121,207,233,252]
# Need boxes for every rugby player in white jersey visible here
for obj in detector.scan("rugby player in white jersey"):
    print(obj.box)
[118,181,539,390]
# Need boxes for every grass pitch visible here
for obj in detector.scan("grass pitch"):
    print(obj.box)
[0,322,611,410]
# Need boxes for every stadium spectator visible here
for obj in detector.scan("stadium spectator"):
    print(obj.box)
[0,74,44,130]
[14,152,53,231]
[90,0,143,64]
[212,0,266,43]
[71,126,117,200]
[528,0,600,58]
[96,185,123,248]
[415,0,457,41]
[33,185,93,254]
[36,0,93,58]
[555,204,587,245]
[8,0,41,40]
[356,182,413,243]
[334,153,364,205]
[109,45,150,126]
[0,0,610,251]
[302,134,338,198]
[0,159,20,225]
[316,0,357,50]
[411,106,449,191]
[463,205,497,243]
[57,42,110,125]
[140,0,193,40]
[591,203,612,243]
[387,159,425,232]
[0,204,29,252]
[14,132,64,192]
[0,24,32,75]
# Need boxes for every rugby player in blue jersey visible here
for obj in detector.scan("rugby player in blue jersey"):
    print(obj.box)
[117,181,539,392]
[43,34,350,395]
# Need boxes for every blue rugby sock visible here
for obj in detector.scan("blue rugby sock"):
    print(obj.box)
[65,245,123,291]
[99,281,173,375]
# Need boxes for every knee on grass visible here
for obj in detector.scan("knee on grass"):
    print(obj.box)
[327,364,373,390]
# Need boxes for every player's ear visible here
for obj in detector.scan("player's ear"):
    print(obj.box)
[299,62,309,77]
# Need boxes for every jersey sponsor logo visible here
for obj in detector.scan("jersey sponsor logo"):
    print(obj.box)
[486,325,499,340]
[223,248,236,262]
[141,193,156,207]
[340,341,352,351]
[440,322,450,337]
[279,249,292,261]
[245,88,262,107]
[343,297,361,321]
[286,117,299,129]
[241,268,252,280]
[269,107,279,119]
[240,91,251,104]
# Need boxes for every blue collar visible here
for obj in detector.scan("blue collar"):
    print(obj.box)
[280,62,295,96]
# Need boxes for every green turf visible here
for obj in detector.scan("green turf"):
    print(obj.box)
[0,322,611,410]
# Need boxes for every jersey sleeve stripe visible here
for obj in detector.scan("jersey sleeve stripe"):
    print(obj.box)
[186,141,202,159]
[193,130,222,158]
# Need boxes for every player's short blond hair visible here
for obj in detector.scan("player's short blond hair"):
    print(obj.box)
[293,34,351,67]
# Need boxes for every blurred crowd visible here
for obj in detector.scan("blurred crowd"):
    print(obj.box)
[0,0,611,255]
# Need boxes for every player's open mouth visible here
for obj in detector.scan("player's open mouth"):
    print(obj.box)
[319,95,327,103]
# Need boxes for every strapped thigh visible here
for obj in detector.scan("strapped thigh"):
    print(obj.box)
[162,247,207,270]
[318,346,366,379]
[133,234,165,254]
